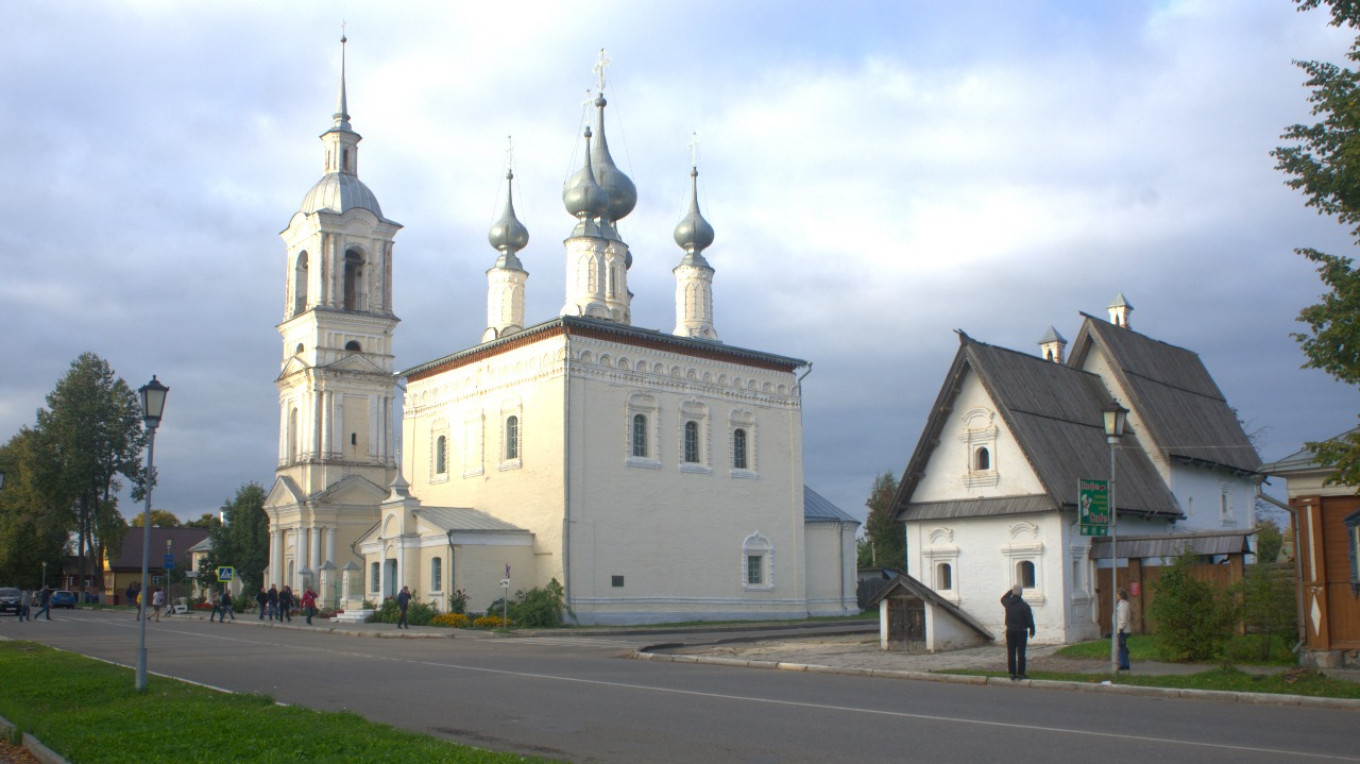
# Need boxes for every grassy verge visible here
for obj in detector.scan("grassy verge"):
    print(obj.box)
[1055,634,1298,666]
[938,665,1360,699]
[0,642,554,763]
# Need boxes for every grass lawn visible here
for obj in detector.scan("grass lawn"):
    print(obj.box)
[0,642,555,763]
[940,665,1360,698]
[1055,634,1298,666]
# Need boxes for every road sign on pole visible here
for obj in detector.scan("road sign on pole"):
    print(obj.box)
[1079,478,1110,536]
[216,566,235,582]
[164,553,175,570]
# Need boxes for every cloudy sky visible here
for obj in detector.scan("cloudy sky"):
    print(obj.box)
[1,1,1356,524]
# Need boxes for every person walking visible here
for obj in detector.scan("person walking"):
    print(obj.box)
[1000,585,1035,680]
[126,582,139,610]
[18,589,31,622]
[279,585,294,622]
[35,587,53,621]
[301,587,317,625]
[256,586,268,620]
[396,586,411,630]
[208,591,221,622]
[220,589,236,622]
[267,584,279,622]
[152,588,165,622]
[1116,589,1132,671]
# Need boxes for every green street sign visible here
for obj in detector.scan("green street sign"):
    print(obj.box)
[216,566,235,581]
[1079,478,1109,537]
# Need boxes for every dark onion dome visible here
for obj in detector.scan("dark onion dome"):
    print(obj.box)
[488,170,529,270]
[673,167,714,263]
[591,94,637,223]
[563,127,609,236]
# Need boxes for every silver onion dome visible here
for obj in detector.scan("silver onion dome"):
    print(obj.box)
[563,127,609,234]
[489,170,529,270]
[673,167,714,261]
[591,94,637,223]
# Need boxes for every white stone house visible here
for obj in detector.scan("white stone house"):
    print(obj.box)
[263,44,859,623]
[890,298,1261,644]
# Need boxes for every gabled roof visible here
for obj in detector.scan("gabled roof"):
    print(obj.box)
[1068,315,1260,476]
[413,507,529,534]
[893,332,1180,523]
[868,573,994,642]
[1261,430,1352,477]
[107,526,210,571]
[804,485,859,525]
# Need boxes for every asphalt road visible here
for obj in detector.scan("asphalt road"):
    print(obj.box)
[3,612,1357,763]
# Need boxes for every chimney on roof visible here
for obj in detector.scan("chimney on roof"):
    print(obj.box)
[1038,326,1066,363]
[1108,292,1133,328]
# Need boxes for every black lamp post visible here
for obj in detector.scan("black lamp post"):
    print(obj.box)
[136,375,168,691]
[1102,402,1128,674]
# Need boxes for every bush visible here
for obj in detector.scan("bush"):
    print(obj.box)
[368,595,441,626]
[448,589,468,615]
[430,612,469,628]
[1147,551,1239,662]
[1240,563,1298,661]
[498,578,568,628]
[473,615,512,629]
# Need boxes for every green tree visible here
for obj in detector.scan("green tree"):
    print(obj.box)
[1147,551,1239,662]
[184,513,222,530]
[201,484,270,594]
[1255,518,1285,563]
[1240,563,1298,661]
[0,430,71,587]
[130,509,181,528]
[863,471,904,570]
[1274,0,1360,486]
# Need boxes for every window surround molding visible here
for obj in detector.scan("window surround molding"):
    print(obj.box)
[1001,521,1044,604]
[431,420,450,483]
[499,398,523,472]
[626,392,661,470]
[960,408,999,488]
[921,527,960,603]
[741,531,774,590]
[679,399,712,475]
[730,409,758,479]
[462,409,484,478]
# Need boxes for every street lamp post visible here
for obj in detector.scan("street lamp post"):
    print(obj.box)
[136,375,169,692]
[1102,403,1128,674]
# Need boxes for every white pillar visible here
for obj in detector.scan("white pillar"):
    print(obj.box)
[310,528,321,577]
[269,529,283,587]
[325,527,336,567]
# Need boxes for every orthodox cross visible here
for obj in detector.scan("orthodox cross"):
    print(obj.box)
[593,48,610,92]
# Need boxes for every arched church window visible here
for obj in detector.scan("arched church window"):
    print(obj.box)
[431,557,443,592]
[733,428,748,470]
[937,562,953,591]
[684,421,701,463]
[1017,560,1035,589]
[343,249,363,310]
[505,416,519,460]
[632,414,648,458]
[294,252,309,315]
[345,340,361,353]
[295,343,304,355]
[435,436,447,475]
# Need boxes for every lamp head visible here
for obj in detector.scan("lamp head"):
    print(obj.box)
[1102,403,1128,442]
[139,376,169,429]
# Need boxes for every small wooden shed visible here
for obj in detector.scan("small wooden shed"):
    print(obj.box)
[870,573,993,652]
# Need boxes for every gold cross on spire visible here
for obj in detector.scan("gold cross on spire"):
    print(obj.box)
[688,131,701,169]
[593,48,610,93]
[505,135,515,173]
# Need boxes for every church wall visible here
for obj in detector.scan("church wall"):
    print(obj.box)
[403,336,570,589]
[562,336,809,624]
[1164,464,1253,534]
[804,522,858,616]
[912,370,1046,504]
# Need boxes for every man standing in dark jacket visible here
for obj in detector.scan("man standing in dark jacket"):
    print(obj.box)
[396,586,411,629]
[1001,585,1035,680]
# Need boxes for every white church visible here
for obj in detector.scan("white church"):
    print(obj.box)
[262,44,860,625]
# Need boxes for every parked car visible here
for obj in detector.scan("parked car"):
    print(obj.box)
[0,588,19,614]
[51,590,77,609]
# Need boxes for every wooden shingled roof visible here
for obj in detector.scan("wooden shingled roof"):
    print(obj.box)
[1069,315,1261,476]
[892,328,1184,523]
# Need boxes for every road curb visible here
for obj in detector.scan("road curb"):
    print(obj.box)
[633,650,1360,709]
[0,713,73,764]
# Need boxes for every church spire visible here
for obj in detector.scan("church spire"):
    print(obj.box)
[484,152,530,342]
[333,31,352,133]
[673,139,718,341]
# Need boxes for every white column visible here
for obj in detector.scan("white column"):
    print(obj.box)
[325,527,336,567]
[269,529,283,587]
[310,528,321,576]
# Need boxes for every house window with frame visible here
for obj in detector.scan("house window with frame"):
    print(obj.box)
[1017,560,1036,589]
[626,393,661,469]
[746,554,764,585]
[974,446,990,471]
[742,532,773,590]
[435,435,447,475]
[431,557,443,593]
[936,562,953,591]
[961,408,999,488]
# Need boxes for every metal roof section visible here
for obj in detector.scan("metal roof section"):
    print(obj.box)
[804,485,860,525]
[1089,529,1250,559]
[413,507,530,534]
[1071,314,1262,476]
[400,315,807,381]
[1261,430,1352,475]
[299,172,385,219]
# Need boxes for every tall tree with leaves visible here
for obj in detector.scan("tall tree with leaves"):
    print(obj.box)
[863,471,905,571]
[0,430,71,586]
[202,483,270,595]
[26,354,145,592]
[1274,0,1360,486]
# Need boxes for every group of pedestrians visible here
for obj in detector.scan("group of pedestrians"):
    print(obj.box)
[1000,585,1133,680]
[15,587,52,621]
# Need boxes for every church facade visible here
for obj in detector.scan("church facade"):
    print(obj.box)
[263,45,859,625]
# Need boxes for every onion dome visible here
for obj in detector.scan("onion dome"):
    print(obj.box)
[488,170,529,270]
[590,94,637,223]
[562,127,609,236]
[673,167,714,264]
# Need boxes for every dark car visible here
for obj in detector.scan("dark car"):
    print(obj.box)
[51,590,77,609]
[0,587,19,615]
